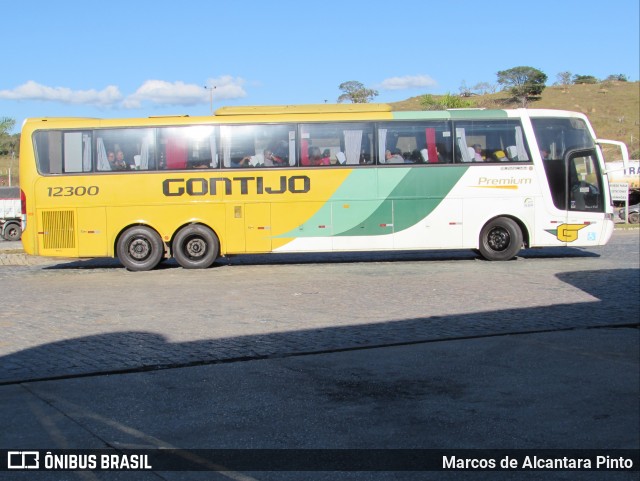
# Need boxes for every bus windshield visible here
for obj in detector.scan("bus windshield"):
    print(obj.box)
[532,118,603,212]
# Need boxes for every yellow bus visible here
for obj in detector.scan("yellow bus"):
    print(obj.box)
[18,104,628,270]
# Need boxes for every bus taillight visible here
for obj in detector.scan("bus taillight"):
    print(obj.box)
[20,189,27,230]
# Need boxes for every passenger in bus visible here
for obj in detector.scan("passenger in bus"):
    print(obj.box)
[107,151,116,169]
[322,149,331,164]
[384,149,404,164]
[232,155,252,168]
[435,144,450,163]
[472,144,485,161]
[409,149,424,163]
[113,150,129,170]
[308,146,329,166]
[264,148,286,167]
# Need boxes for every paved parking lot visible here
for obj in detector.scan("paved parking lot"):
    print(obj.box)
[0,230,638,385]
[0,230,638,480]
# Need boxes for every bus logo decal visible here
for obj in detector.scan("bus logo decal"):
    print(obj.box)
[476,177,533,189]
[162,175,310,197]
[545,223,588,242]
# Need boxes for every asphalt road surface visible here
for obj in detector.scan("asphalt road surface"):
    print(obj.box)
[0,230,638,480]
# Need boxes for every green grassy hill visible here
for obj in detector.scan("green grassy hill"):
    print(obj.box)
[391,81,640,159]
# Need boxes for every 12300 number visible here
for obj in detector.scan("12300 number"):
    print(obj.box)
[47,186,100,197]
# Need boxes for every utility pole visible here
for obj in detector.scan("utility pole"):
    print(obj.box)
[204,85,216,115]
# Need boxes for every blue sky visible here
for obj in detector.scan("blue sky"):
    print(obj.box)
[2,0,638,133]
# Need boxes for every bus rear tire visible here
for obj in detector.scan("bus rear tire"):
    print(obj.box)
[478,217,522,261]
[172,224,219,269]
[117,226,164,271]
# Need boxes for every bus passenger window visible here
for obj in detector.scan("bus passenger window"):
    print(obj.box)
[378,121,452,165]
[95,128,155,171]
[300,123,373,166]
[157,126,217,170]
[221,124,295,168]
[33,131,93,174]
[453,120,531,163]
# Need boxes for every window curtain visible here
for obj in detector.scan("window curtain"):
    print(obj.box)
[515,126,529,161]
[96,137,110,171]
[288,130,296,166]
[456,128,473,162]
[209,132,218,167]
[139,137,149,170]
[300,138,310,166]
[82,134,92,171]
[166,135,187,169]
[221,126,232,167]
[378,128,387,163]
[344,130,362,165]
[425,128,438,163]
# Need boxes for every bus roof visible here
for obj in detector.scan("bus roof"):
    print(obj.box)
[214,103,393,116]
[21,107,590,130]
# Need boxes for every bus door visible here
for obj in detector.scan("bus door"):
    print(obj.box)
[565,149,606,242]
[225,203,272,253]
[77,207,108,256]
[542,148,605,245]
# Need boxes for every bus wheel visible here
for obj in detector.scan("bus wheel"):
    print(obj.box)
[117,226,164,271]
[172,224,219,269]
[478,217,522,261]
[3,222,22,241]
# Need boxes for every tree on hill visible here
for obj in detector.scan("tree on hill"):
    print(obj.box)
[573,74,599,84]
[605,74,628,82]
[0,117,16,155]
[420,93,474,110]
[497,66,547,107]
[555,71,572,88]
[472,81,497,95]
[337,81,378,103]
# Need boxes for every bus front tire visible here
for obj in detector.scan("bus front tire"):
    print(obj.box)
[478,217,522,261]
[172,224,219,269]
[117,226,165,271]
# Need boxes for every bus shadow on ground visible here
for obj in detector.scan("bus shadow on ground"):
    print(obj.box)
[1,268,636,386]
[42,246,600,270]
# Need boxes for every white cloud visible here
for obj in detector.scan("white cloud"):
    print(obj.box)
[204,75,249,100]
[0,77,248,109]
[378,75,437,91]
[123,76,247,109]
[0,80,122,106]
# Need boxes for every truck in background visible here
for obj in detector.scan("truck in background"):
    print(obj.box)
[606,160,640,224]
[0,186,22,241]
[607,159,640,205]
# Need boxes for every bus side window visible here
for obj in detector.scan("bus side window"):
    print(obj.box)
[33,130,93,174]
[378,122,452,165]
[454,121,531,163]
[300,123,373,166]
[221,124,294,168]
[157,126,217,170]
[95,128,155,171]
